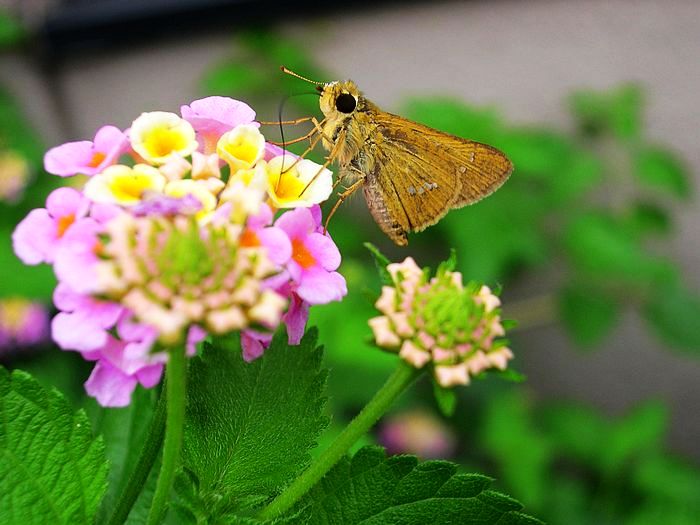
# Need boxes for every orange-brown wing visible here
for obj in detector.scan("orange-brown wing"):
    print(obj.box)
[361,111,512,244]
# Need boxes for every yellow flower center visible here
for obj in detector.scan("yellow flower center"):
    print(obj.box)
[108,174,154,202]
[221,139,260,165]
[142,127,188,159]
[292,238,315,269]
[274,169,306,201]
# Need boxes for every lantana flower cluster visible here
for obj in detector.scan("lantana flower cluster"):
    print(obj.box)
[12,96,347,406]
[369,257,513,387]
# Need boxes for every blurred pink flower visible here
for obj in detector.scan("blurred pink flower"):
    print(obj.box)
[44,125,129,177]
[379,409,457,459]
[181,96,258,154]
[0,298,50,350]
[275,207,346,305]
[12,187,90,265]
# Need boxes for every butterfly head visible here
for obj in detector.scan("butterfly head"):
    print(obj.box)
[318,80,361,118]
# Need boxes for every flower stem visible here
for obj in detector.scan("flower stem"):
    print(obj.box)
[146,347,187,525]
[106,388,167,525]
[258,360,422,520]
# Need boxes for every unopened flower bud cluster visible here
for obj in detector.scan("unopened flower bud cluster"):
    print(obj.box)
[369,257,513,387]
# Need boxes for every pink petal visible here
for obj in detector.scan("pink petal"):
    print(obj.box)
[275,207,314,240]
[12,208,56,264]
[186,324,207,356]
[135,364,164,388]
[296,267,347,305]
[241,330,271,362]
[92,125,129,168]
[85,361,137,407]
[247,202,274,229]
[304,232,341,271]
[90,203,123,224]
[283,293,309,345]
[309,205,323,231]
[44,140,94,177]
[264,142,297,161]
[46,187,89,219]
[53,282,123,328]
[52,311,108,352]
[53,218,102,294]
[181,96,257,137]
[257,226,292,266]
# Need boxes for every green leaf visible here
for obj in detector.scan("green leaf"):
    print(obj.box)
[558,285,619,347]
[644,280,700,351]
[0,368,108,524]
[634,146,690,198]
[563,211,673,286]
[364,242,393,285]
[179,328,328,521]
[544,400,667,474]
[569,84,643,139]
[479,392,552,508]
[0,9,25,49]
[624,202,672,237]
[293,446,542,524]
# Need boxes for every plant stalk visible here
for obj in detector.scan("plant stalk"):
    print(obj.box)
[258,360,422,520]
[106,388,167,525]
[146,347,187,525]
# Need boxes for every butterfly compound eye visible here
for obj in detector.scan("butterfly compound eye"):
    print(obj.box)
[335,93,357,113]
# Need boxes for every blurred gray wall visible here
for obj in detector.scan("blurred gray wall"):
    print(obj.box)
[2,0,699,456]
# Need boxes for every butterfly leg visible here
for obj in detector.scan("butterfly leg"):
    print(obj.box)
[323,175,365,233]
[258,116,314,126]
[299,128,346,197]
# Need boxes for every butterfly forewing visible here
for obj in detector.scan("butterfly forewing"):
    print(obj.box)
[367,112,513,236]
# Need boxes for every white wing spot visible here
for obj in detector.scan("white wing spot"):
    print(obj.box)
[459,165,467,173]
[468,152,475,162]
[408,185,416,196]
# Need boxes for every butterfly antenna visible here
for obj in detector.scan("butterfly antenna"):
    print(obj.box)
[281,66,324,85]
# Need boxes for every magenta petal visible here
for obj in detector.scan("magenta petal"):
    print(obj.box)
[90,202,122,223]
[297,268,347,305]
[46,187,89,219]
[85,361,137,407]
[257,226,292,266]
[275,207,314,240]
[186,324,207,356]
[283,293,309,345]
[181,96,257,136]
[12,208,56,264]
[309,205,323,230]
[44,140,94,177]
[247,203,274,229]
[93,125,129,168]
[53,281,82,311]
[53,218,102,294]
[52,311,109,352]
[304,232,341,271]
[241,330,271,362]
[135,364,164,388]
[264,142,298,162]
